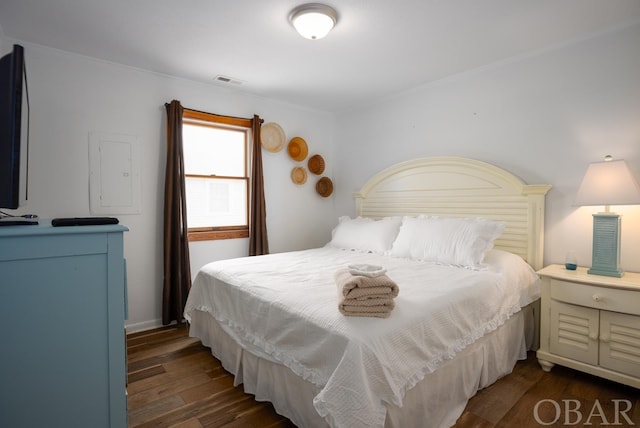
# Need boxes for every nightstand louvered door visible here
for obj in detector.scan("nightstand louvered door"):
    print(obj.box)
[549,300,599,365]
[600,311,640,378]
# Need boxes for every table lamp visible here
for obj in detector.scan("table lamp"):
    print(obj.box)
[574,155,640,277]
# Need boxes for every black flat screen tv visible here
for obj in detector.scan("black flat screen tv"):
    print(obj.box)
[0,44,30,210]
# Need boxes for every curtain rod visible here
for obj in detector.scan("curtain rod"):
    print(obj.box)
[165,101,263,123]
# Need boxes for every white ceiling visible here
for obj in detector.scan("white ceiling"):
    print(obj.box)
[1,0,640,112]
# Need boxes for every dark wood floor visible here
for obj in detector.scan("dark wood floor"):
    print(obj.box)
[127,324,640,427]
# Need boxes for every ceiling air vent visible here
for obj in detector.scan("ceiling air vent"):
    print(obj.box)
[214,75,244,85]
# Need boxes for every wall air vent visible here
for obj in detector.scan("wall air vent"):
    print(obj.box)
[214,75,244,85]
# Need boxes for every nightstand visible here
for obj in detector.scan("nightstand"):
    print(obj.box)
[537,264,640,388]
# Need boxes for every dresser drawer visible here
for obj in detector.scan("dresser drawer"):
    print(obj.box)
[550,279,640,316]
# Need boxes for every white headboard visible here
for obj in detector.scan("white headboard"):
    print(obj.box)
[353,157,551,270]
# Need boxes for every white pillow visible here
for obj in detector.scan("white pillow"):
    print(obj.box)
[329,216,401,254]
[390,216,506,267]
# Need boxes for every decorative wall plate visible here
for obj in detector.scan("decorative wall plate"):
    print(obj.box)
[316,176,333,197]
[308,154,325,175]
[287,137,308,162]
[261,122,286,153]
[291,166,308,185]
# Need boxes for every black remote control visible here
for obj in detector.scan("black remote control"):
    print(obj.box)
[51,217,119,227]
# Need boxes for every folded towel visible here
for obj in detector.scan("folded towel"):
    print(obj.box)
[347,263,386,278]
[343,286,398,300]
[340,297,395,308]
[339,302,394,318]
[335,268,399,298]
[335,268,399,318]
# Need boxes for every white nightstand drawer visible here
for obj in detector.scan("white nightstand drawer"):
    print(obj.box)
[550,279,640,316]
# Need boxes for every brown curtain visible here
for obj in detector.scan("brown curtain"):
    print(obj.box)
[249,115,269,256]
[162,100,192,325]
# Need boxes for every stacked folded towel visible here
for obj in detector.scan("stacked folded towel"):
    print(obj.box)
[335,264,399,318]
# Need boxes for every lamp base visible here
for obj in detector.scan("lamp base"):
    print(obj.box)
[587,266,623,278]
[588,213,624,278]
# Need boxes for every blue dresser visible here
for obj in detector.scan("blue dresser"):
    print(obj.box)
[0,222,128,428]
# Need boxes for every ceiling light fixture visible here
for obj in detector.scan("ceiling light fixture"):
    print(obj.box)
[289,3,338,40]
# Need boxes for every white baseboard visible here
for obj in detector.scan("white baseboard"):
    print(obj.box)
[125,318,164,333]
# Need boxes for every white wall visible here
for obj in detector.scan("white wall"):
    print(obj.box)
[334,23,640,273]
[4,21,640,332]
[4,39,336,332]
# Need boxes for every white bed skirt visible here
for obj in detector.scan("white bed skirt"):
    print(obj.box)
[188,305,534,428]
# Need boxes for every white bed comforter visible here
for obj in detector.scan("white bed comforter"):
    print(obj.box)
[184,247,539,428]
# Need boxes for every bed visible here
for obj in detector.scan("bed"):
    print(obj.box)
[184,156,551,428]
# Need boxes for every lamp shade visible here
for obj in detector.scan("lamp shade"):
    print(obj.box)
[290,3,337,40]
[574,159,640,207]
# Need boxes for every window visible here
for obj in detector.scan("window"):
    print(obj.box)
[182,109,251,241]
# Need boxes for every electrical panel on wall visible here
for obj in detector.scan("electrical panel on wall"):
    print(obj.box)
[89,132,141,215]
